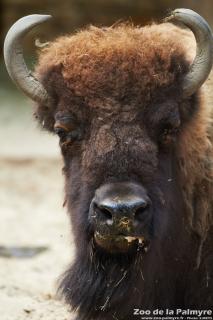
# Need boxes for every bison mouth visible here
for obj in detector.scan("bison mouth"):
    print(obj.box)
[89,181,153,254]
[94,231,150,254]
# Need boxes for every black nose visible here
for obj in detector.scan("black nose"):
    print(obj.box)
[94,198,149,224]
[90,182,151,227]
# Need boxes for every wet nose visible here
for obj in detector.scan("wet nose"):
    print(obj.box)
[94,198,149,224]
[90,182,151,226]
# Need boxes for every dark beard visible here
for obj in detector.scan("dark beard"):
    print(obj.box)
[58,183,187,319]
[58,239,150,320]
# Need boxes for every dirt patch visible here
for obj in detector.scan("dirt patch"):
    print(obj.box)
[0,158,75,320]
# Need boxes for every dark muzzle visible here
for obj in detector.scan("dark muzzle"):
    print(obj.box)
[89,182,152,253]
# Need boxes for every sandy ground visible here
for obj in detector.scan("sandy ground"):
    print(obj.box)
[0,88,76,320]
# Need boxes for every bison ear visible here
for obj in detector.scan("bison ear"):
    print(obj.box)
[178,94,200,123]
[33,76,56,132]
[34,103,56,132]
[34,64,65,132]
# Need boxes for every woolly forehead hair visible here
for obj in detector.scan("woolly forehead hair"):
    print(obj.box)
[35,22,195,105]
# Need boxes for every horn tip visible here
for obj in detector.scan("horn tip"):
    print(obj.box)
[10,14,52,28]
[164,8,197,22]
[164,8,206,23]
[22,14,52,23]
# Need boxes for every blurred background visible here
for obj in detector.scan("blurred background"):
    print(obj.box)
[0,1,213,320]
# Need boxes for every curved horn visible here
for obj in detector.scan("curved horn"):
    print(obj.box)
[4,15,52,105]
[166,8,213,97]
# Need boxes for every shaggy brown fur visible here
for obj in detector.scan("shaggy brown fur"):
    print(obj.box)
[34,22,213,319]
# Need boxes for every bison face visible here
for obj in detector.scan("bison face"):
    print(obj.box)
[53,91,184,257]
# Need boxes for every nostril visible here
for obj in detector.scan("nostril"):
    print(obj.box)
[100,207,113,221]
[134,203,149,221]
[94,203,113,222]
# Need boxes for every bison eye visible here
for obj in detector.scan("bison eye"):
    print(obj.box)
[54,122,81,147]
[54,126,68,140]
[162,125,179,136]
[159,123,180,147]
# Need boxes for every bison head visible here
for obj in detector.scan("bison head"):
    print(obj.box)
[4,8,213,319]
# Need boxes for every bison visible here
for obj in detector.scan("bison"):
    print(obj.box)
[4,8,213,320]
